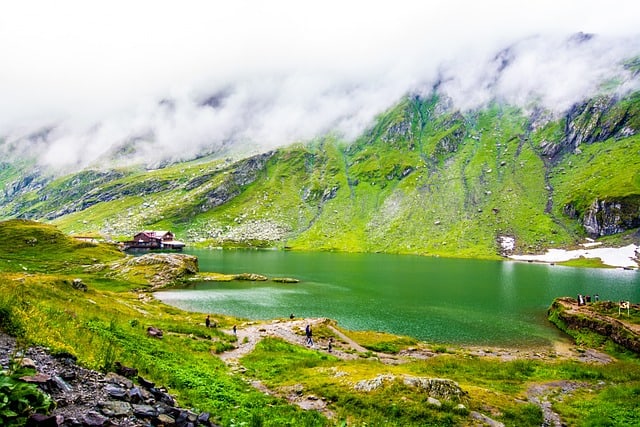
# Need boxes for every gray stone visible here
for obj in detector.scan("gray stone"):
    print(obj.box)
[133,404,158,418]
[197,412,211,423]
[128,386,144,403]
[98,400,132,417]
[427,397,442,407]
[105,384,127,399]
[82,411,109,426]
[403,376,466,401]
[156,413,176,425]
[26,413,63,426]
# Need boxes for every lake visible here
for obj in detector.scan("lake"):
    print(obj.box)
[154,249,640,347]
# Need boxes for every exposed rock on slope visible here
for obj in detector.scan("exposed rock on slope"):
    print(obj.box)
[0,332,218,427]
[580,197,640,237]
[90,253,199,290]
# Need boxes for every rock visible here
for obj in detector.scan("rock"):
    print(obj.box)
[197,412,211,423]
[111,253,199,289]
[157,413,176,425]
[26,413,63,427]
[152,388,176,406]
[71,278,87,291]
[578,198,640,237]
[21,357,37,369]
[114,361,138,378]
[98,400,132,417]
[82,411,109,426]
[427,397,442,407]
[354,374,395,392]
[234,273,268,281]
[138,376,156,388]
[548,298,640,354]
[271,277,300,283]
[402,376,467,401]
[128,386,144,403]
[147,326,164,338]
[21,373,51,385]
[105,372,133,388]
[132,403,158,418]
[105,384,128,399]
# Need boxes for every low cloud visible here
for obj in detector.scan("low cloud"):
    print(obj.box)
[0,1,639,171]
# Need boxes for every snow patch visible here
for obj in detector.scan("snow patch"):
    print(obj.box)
[510,244,639,268]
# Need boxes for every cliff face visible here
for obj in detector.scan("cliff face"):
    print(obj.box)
[548,298,640,354]
[580,197,640,237]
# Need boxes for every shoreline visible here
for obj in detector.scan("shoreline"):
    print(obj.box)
[509,243,639,268]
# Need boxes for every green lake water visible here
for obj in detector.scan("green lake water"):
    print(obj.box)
[154,249,640,347]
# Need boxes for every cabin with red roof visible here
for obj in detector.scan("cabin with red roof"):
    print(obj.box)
[124,230,185,250]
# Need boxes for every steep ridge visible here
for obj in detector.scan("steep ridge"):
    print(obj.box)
[1,91,639,258]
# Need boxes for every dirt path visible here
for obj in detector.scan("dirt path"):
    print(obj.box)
[214,313,616,420]
[218,318,372,362]
[527,381,590,427]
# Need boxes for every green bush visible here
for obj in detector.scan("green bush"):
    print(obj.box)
[0,370,54,426]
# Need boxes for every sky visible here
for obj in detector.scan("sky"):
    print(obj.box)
[1,0,639,171]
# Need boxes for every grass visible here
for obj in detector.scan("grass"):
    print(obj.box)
[337,328,418,354]
[556,257,610,268]
[2,220,640,426]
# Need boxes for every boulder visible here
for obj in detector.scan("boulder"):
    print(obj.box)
[147,326,164,339]
[234,273,268,281]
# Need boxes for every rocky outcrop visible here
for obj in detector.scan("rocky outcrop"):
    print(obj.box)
[101,253,198,289]
[564,96,634,152]
[354,374,467,402]
[0,332,219,427]
[433,112,466,158]
[193,152,274,211]
[565,196,640,237]
[548,297,640,354]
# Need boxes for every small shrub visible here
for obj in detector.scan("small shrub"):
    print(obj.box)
[0,371,54,426]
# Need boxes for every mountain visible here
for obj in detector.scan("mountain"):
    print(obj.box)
[1,89,640,259]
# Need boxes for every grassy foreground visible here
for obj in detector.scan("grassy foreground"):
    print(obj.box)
[1,219,640,426]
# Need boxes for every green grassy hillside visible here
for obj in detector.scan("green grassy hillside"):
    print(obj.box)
[2,91,640,258]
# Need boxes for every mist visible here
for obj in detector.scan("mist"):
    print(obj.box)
[1,1,639,171]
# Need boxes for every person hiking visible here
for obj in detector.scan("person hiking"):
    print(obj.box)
[305,324,314,347]
[205,315,211,328]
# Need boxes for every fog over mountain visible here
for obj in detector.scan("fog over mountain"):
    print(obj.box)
[1,1,639,171]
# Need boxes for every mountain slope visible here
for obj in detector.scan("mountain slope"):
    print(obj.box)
[1,91,640,258]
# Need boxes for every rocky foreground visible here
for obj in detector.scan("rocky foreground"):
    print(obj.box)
[0,332,218,427]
